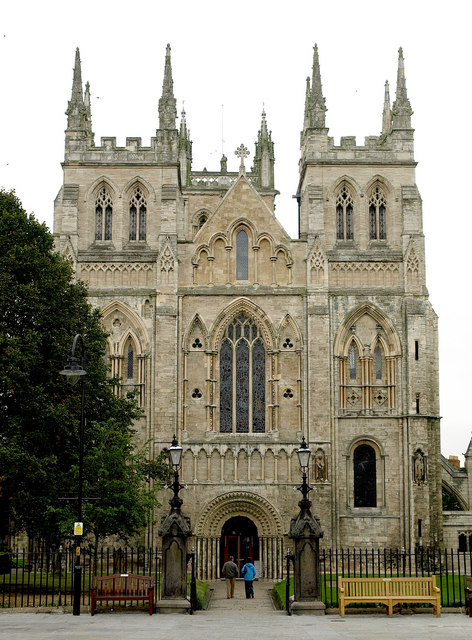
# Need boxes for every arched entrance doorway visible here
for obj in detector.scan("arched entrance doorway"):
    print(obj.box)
[220,516,259,574]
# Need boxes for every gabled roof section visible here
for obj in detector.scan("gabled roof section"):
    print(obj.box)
[193,173,290,245]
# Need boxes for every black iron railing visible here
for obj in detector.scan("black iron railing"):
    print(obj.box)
[2,546,472,609]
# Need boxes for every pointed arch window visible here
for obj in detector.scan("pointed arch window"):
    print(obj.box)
[236,229,249,280]
[353,444,377,507]
[129,187,147,241]
[336,185,354,240]
[375,346,382,380]
[219,314,265,433]
[127,343,134,379]
[349,345,357,379]
[95,187,113,241]
[369,186,387,240]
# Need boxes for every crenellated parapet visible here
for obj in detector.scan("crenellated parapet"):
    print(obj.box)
[301,133,416,166]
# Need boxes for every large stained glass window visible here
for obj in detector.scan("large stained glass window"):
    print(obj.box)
[219,314,265,433]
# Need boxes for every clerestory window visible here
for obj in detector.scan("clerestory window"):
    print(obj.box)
[336,185,354,240]
[220,314,265,433]
[95,187,113,241]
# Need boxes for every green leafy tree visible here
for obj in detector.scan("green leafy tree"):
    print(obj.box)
[0,189,168,545]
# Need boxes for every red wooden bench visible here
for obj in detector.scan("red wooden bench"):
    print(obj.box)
[90,573,154,615]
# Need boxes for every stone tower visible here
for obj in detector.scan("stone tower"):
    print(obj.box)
[54,44,442,577]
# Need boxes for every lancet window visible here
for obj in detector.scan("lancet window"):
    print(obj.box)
[236,229,249,280]
[353,444,377,507]
[127,343,134,379]
[336,185,354,240]
[369,186,387,240]
[95,187,113,241]
[129,187,147,241]
[219,314,265,433]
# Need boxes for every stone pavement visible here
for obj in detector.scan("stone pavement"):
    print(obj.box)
[1,580,471,640]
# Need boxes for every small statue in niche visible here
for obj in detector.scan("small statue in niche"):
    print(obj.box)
[314,448,327,483]
[413,449,426,484]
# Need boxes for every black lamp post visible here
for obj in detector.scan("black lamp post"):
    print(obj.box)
[59,334,86,616]
[296,436,313,511]
[289,435,325,615]
[168,434,184,510]
[157,435,193,614]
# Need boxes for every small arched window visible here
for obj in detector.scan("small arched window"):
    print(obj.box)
[369,186,387,240]
[353,444,377,507]
[375,346,382,380]
[127,343,134,379]
[236,229,249,280]
[129,187,147,241]
[95,187,113,241]
[349,345,356,379]
[336,185,354,240]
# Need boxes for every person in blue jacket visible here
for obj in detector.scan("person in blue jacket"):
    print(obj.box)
[241,558,256,599]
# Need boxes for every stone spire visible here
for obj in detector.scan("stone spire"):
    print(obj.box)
[66,48,87,131]
[392,47,413,130]
[65,48,93,143]
[304,44,327,130]
[178,107,192,185]
[381,80,392,135]
[253,108,275,189]
[159,44,177,130]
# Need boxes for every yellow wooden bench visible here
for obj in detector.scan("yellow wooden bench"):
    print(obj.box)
[338,576,440,617]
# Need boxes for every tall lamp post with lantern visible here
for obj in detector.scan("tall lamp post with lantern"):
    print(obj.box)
[288,436,325,615]
[157,435,193,614]
[59,334,86,616]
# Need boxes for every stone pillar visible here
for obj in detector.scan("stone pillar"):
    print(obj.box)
[157,478,193,614]
[289,491,325,615]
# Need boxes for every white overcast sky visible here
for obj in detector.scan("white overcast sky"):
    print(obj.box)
[2,1,471,462]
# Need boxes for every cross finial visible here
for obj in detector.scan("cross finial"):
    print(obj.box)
[235,143,250,174]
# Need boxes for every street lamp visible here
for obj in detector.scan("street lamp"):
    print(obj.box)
[288,435,325,615]
[296,436,312,510]
[168,435,184,511]
[157,435,193,614]
[60,334,86,616]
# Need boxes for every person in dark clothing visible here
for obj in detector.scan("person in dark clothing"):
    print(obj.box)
[241,558,256,599]
[221,555,238,598]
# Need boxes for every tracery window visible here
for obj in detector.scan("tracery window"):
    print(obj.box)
[369,186,387,240]
[95,187,113,241]
[129,187,147,241]
[236,229,249,280]
[353,444,377,507]
[219,314,265,433]
[336,185,354,240]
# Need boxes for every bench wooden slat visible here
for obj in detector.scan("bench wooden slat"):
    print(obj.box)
[91,574,154,616]
[338,576,440,618]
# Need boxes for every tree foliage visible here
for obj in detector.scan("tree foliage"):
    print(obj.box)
[0,189,169,545]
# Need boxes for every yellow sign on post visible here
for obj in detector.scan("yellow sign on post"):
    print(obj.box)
[74,522,83,536]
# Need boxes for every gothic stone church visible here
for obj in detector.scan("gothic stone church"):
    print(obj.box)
[54,45,442,576]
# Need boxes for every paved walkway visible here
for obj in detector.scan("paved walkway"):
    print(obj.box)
[1,581,471,640]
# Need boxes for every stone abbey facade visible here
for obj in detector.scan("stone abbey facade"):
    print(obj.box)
[54,44,445,575]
